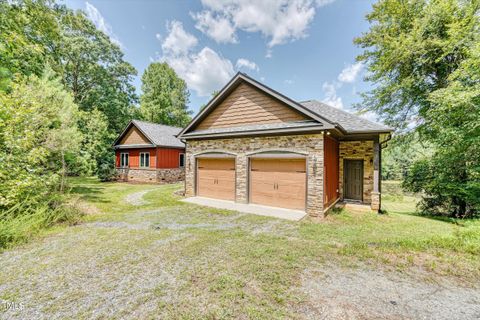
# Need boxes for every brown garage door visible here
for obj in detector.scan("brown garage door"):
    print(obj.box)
[250,158,306,210]
[197,158,235,201]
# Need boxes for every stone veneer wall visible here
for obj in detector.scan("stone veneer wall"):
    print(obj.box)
[185,134,325,217]
[338,141,374,204]
[116,168,184,184]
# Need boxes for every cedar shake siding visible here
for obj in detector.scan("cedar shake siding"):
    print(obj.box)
[177,73,393,217]
[113,120,185,184]
[196,82,308,130]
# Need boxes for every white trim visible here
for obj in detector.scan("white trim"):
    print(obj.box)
[139,152,150,168]
[120,152,129,167]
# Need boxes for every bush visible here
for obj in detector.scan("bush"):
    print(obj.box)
[0,200,82,249]
[97,162,117,182]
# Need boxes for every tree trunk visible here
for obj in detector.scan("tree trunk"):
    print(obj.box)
[60,149,66,193]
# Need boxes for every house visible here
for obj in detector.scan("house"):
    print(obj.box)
[113,120,185,183]
[177,73,393,218]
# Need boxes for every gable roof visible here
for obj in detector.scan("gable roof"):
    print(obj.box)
[177,73,393,140]
[300,100,393,133]
[114,120,184,148]
[177,72,334,138]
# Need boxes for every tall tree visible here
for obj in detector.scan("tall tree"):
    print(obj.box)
[0,0,138,132]
[355,0,480,217]
[139,62,191,126]
[0,73,81,208]
[58,8,138,132]
[355,0,478,130]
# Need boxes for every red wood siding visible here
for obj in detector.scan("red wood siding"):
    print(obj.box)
[115,151,120,167]
[115,148,156,168]
[324,135,339,206]
[156,148,184,168]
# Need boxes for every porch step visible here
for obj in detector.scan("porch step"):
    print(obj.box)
[335,201,372,213]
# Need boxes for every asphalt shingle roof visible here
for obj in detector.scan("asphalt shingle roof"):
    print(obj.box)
[181,120,324,137]
[299,100,392,133]
[131,120,184,148]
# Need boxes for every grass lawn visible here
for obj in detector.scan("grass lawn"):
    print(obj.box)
[1,177,479,319]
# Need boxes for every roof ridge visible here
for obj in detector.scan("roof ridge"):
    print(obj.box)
[301,100,391,130]
[132,119,183,130]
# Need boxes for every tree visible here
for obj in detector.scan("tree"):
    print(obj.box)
[199,90,219,111]
[355,0,480,217]
[58,8,138,132]
[0,73,81,208]
[355,0,478,130]
[139,62,191,126]
[381,133,432,180]
[0,1,138,132]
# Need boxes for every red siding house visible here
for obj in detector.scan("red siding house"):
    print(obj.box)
[113,120,185,183]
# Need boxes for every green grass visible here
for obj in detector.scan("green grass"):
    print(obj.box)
[68,177,480,279]
[1,177,479,319]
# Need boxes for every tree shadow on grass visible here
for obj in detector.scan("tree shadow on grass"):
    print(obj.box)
[69,185,110,204]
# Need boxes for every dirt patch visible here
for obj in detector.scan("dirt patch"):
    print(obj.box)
[297,265,480,320]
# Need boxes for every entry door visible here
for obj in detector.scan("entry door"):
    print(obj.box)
[344,160,363,201]
[197,158,235,201]
[250,158,306,210]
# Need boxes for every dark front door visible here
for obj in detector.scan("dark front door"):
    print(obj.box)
[344,160,363,201]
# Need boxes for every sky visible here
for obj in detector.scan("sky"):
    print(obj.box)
[63,0,378,120]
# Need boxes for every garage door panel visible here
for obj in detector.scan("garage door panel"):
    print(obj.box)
[197,158,235,201]
[250,158,306,211]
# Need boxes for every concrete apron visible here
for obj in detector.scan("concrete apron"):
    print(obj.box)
[182,197,307,221]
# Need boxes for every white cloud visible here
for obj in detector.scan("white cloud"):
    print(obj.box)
[321,81,343,109]
[85,2,123,47]
[194,0,335,48]
[316,0,336,6]
[165,47,235,97]
[162,21,198,55]
[192,11,237,43]
[284,79,294,85]
[159,21,234,97]
[338,62,364,83]
[155,33,162,41]
[357,110,379,123]
[235,58,259,71]
[265,49,273,58]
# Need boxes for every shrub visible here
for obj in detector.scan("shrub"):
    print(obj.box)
[0,200,82,249]
[97,162,116,182]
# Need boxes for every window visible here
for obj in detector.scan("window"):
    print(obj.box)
[140,152,150,168]
[120,153,129,167]
[179,153,185,168]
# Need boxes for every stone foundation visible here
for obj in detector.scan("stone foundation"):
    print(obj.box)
[185,134,325,217]
[116,168,184,184]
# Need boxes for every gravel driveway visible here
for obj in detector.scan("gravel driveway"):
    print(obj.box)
[1,186,479,319]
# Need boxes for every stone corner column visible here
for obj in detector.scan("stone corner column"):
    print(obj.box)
[372,139,381,212]
[235,154,248,204]
[307,148,324,218]
[184,153,195,197]
[371,191,381,211]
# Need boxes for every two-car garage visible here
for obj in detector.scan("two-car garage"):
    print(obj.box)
[196,155,306,211]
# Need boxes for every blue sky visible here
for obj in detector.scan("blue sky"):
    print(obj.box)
[64,0,377,119]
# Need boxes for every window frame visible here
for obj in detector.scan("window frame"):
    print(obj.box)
[179,153,185,168]
[140,152,150,168]
[120,152,129,168]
